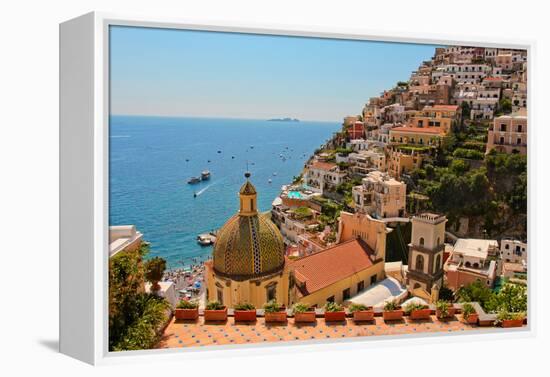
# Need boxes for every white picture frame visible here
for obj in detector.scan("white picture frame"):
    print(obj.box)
[60,11,535,365]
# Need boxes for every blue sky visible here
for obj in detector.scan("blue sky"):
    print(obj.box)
[110,26,437,122]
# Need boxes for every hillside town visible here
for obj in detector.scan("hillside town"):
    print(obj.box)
[108,45,528,351]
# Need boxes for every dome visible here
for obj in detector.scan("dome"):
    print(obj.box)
[213,213,285,280]
[212,175,285,279]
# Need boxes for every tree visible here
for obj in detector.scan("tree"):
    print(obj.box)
[486,283,527,313]
[461,101,471,119]
[109,244,170,351]
[144,257,167,292]
[499,98,512,114]
[455,280,495,310]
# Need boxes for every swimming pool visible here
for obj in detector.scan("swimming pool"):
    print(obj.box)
[287,191,303,199]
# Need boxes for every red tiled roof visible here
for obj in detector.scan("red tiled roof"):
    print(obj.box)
[484,77,503,81]
[423,105,459,111]
[309,161,337,171]
[291,238,377,295]
[390,127,443,135]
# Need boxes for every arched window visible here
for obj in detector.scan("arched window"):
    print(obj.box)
[419,237,425,246]
[435,255,442,271]
[436,237,440,246]
[465,261,471,268]
[473,262,480,269]
[416,255,424,271]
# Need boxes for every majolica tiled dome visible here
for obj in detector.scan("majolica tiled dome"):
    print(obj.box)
[213,178,285,280]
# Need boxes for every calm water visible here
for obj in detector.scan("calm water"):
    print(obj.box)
[109,116,340,268]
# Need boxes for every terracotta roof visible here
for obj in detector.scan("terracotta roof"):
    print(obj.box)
[291,238,377,295]
[309,161,337,171]
[423,105,459,111]
[390,127,443,135]
[484,77,503,81]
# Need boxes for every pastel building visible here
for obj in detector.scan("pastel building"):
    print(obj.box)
[352,171,406,219]
[486,111,527,155]
[304,160,347,194]
[500,239,527,264]
[444,238,499,290]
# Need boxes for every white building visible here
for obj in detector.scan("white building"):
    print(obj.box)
[500,239,527,264]
[109,225,143,257]
[304,160,346,194]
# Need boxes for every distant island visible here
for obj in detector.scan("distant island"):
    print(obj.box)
[267,117,300,122]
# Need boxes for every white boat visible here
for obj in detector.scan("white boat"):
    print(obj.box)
[201,170,211,180]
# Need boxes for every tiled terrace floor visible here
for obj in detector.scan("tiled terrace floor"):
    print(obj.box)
[158,315,493,349]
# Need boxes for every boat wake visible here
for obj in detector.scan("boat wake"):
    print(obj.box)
[195,184,212,196]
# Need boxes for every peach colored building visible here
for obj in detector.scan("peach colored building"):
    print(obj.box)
[444,238,499,291]
[486,111,527,155]
[352,171,406,219]
[386,144,426,179]
[408,104,460,134]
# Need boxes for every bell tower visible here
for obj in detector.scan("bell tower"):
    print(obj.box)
[407,213,447,293]
[239,171,258,216]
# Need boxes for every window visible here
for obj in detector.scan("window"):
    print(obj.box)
[435,254,442,271]
[500,124,507,132]
[517,138,522,145]
[415,255,424,271]
[217,288,224,305]
[500,137,505,145]
[419,237,425,246]
[370,274,377,285]
[465,261,471,267]
[342,288,351,300]
[327,295,335,303]
[505,244,510,249]
[436,237,440,246]
[357,281,365,292]
[250,199,255,211]
[266,283,277,302]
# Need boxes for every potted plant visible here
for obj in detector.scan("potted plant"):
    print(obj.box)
[405,302,431,320]
[349,303,374,322]
[436,301,455,320]
[293,303,316,323]
[263,300,287,323]
[174,300,199,320]
[497,310,525,328]
[324,302,346,322]
[204,301,227,322]
[234,302,257,322]
[382,300,403,321]
[461,303,478,324]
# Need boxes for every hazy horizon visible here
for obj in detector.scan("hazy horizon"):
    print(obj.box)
[110,26,439,122]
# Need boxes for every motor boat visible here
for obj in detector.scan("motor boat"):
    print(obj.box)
[187,176,201,184]
[201,170,211,180]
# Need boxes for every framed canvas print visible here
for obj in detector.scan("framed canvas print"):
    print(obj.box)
[60,12,533,365]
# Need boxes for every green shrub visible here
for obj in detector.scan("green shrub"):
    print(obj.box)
[496,310,525,321]
[205,301,225,310]
[324,302,344,312]
[263,300,284,313]
[176,300,198,309]
[404,302,427,315]
[452,148,484,160]
[461,303,475,317]
[384,300,400,311]
[293,303,313,313]
[348,303,369,313]
[234,302,256,311]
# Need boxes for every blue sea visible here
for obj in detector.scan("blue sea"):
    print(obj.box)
[109,116,340,268]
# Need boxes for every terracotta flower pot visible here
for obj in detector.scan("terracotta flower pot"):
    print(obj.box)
[234,309,257,322]
[353,310,374,322]
[294,311,316,323]
[324,310,346,322]
[383,309,403,321]
[464,313,478,324]
[409,308,431,320]
[174,308,199,320]
[265,310,287,323]
[204,307,228,322]
[502,318,524,328]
